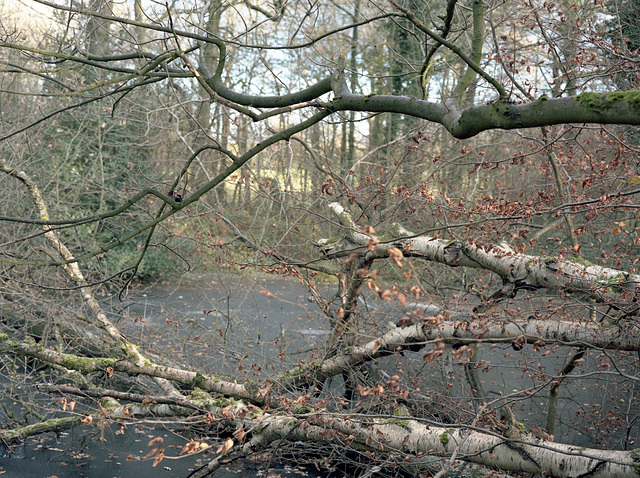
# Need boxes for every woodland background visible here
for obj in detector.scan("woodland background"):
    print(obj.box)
[2,0,640,476]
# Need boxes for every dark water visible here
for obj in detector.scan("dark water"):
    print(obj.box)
[2,276,639,476]
[114,277,640,448]
[118,276,334,377]
[1,277,332,478]
[0,415,323,478]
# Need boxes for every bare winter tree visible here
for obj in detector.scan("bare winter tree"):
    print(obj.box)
[2,0,640,476]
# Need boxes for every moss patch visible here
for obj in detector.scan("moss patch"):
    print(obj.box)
[563,256,595,267]
[211,397,238,408]
[101,396,120,410]
[62,355,117,372]
[190,388,213,403]
[282,360,317,379]
[514,422,527,434]
[630,448,640,475]
[598,272,628,293]
[576,91,640,112]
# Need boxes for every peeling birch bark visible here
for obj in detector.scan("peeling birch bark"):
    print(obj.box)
[325,202,640,310]
[280,317,640,388]
[42,385,640,478]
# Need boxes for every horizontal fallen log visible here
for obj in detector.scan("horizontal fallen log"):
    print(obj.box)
[326,202,640,311]
[42,385,640,478]
[281,316,640,388]
[0,416,81,443]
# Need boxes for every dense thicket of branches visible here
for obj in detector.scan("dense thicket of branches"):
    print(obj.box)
[2,0,640,476]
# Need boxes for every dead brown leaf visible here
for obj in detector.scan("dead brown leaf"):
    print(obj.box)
[260,288,275,299]
[216,437,234,454]
[152,450,165,467]
[388,247,404,267]
[148,436,164,447]
[344,252,360,264]
[232,427,246,444]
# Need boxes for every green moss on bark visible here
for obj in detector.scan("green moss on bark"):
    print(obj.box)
[576,91,640,112]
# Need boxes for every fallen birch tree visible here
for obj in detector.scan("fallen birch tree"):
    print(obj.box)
[323,203,640,313]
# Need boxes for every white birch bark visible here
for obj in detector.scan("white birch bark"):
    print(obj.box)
[10,330,639,477]
[326,202,640,309]
[118,395,640,478]
[280,317,640,386]
[45,385,640,478]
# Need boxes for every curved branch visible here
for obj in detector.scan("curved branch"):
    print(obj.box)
[0,160,183,396]
[33,0,398,52]
[1,110,333,268]
[203,75,333,109]
[1,337,257,403]
[29,354,640,478]
[327,91,640,139]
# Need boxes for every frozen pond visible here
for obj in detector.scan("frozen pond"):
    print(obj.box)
[2,275,639,476]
